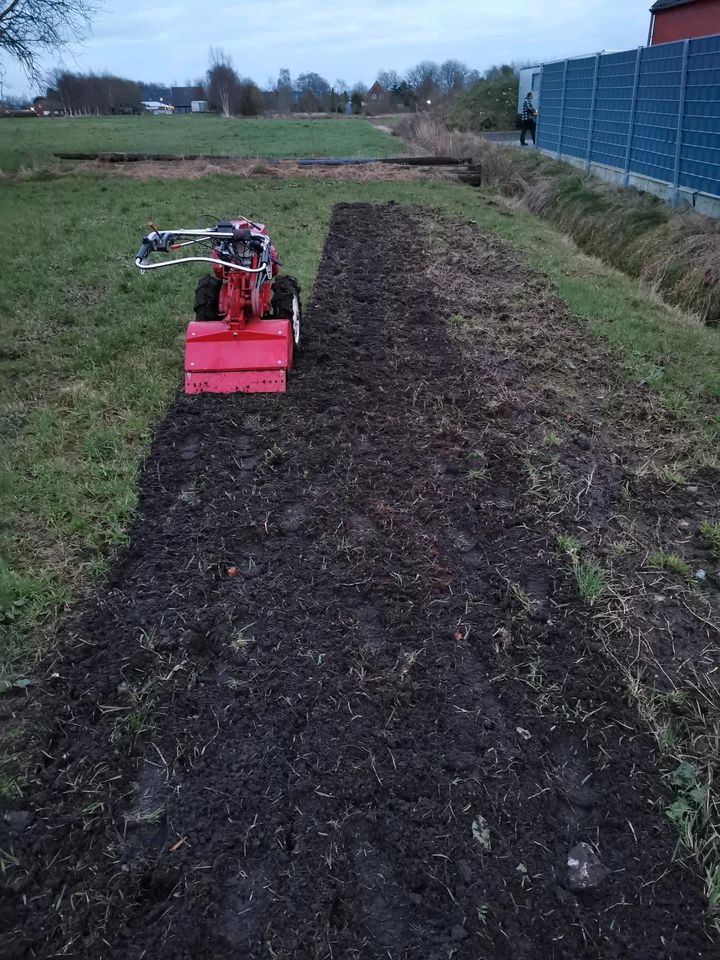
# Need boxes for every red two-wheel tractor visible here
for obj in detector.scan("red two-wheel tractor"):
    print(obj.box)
[135,217,301,394]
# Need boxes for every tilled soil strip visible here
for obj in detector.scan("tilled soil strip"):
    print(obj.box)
[3,203,716,959]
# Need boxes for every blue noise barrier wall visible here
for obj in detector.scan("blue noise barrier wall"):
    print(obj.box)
[537,36,720,203]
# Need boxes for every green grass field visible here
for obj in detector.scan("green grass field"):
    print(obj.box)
[2,167,719,685]
[2,109,720,921]
[2,105,720,679]
[0,114,406,172]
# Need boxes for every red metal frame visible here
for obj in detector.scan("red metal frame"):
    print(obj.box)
[184,218,293,395]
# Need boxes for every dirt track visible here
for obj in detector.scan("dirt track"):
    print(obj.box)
[3,203,718,958]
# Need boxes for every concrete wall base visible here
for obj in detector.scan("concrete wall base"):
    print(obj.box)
[537,149,720,219]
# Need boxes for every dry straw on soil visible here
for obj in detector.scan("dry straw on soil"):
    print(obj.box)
[393,116,720,324]
[4,157,435,184]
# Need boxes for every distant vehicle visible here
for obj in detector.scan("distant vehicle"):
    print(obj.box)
[191,100,208,113]
[142,100,174,115]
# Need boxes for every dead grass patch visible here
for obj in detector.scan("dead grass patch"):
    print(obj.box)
[10,157,436,184]
[398,116,720,324]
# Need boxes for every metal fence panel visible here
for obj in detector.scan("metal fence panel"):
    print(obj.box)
[590,51,637,168]
[629,42,682,184]
[681,34,720,194]
[536,61,564,152]
[561,56,595,160]
[537,35,720,203]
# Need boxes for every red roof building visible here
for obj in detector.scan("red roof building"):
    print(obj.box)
[365,81,388,115]
[649,0,720,44]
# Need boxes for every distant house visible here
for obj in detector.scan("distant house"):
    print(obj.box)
[365,81,387,115]
[141,85,172,104]
[649,0,720,43]
[171,86,205,114]
[32,95,65,117]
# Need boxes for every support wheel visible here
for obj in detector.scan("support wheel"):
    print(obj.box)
[272,275,302,352]
[194,275,222,321]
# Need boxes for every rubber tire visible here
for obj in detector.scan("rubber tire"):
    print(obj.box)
[194,275,222,321]
[272,275,302,352]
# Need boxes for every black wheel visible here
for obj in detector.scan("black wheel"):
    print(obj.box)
[272,275,302,351]
[194,275,222,321]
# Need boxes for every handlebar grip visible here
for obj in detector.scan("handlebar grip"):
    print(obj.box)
[136,231,169,263]
[136,236,155,262]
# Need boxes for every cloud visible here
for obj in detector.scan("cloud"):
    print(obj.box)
[1,0,650,97]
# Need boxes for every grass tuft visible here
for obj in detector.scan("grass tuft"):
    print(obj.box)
[573,559,607,603]
[556,533,607,603]
[556,532,581,558]
[509,583,531,615]
[662,466,687,487]
[649,550,693,580]
[0,771,23,801]
[542,430,562,447]
[0,847,20,871]
[700,520,720,559]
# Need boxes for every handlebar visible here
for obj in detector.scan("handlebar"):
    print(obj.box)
[135,254,268,273]
[134,226,271,274]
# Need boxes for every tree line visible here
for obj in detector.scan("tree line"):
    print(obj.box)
[22,49,524,132]
[207,52,485,116]
[2,1,523,130]
[50,72,143,115]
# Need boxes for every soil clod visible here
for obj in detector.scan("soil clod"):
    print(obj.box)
[567,842,611,892]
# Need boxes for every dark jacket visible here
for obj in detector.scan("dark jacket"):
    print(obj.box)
[521,97,536,122]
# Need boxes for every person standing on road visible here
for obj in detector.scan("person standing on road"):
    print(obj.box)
[520,91,537,146]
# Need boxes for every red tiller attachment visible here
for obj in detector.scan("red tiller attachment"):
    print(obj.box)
[185,318,293,394]
[134,217,301,395]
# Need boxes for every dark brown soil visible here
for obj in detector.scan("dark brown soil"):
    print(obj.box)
[2,203,718,959]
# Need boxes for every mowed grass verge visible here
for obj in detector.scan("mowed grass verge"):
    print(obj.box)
[0,114,406,172]
[1,171,719,684]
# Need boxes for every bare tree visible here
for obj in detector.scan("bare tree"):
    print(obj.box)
[274,67,293,112]
[377,69,401,92]
[405,60,440,105]
[296,71,330,112]
[438,60,470,96]
[207,47,240,118]
[0,0,95,80]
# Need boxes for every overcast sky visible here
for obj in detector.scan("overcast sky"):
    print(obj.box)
[1,0,651,98]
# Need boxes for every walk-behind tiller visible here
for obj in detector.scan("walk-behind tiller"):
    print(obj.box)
[135,217,301,394]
